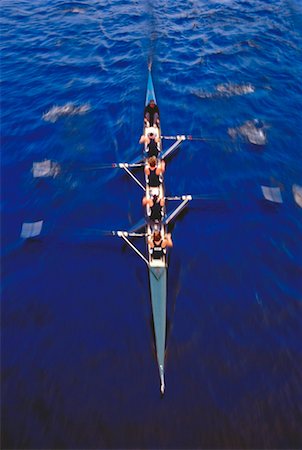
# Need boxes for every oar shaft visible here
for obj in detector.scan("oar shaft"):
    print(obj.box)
[165,194,221,201]
[112,231,147,237]
[81,162,145,171]
[161,135,219,142]
[165,195,191,201]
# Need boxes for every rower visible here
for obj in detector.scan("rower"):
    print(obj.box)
[142,194,165,222]
[144,99,160,127]
[146,132,160,157]
[148,230,173,259]
[144,156,165,188]
[139,132,160,158]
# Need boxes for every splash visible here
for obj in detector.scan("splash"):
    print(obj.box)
[42,103,90,123]
[228,119,267,145]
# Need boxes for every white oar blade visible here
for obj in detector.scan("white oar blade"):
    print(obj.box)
[33,160,60,178]
[261,186,283,204]
[292,184,302,208]
[21,221,43,238]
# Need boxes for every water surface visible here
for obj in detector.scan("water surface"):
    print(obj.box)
[1,0,302,448]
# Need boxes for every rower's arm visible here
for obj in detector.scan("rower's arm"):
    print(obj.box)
[156,161,165,175]
[148,237,154,247]
[162,233,173,248]
[161,136,185,160]
[142,197,153,207]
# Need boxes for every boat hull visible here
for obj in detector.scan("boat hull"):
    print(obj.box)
[144,67,167,394]
[149,266,167,394]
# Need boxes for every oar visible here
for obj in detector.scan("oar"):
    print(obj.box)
[112,231,147,237]
[161,135,222,142]
[73,229,148,238]
[32,160,145,177]
[165,194,222,201]
[77,162,145,171]
[20,224,148,241]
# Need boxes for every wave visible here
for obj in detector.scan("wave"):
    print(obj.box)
[42,103,90,123]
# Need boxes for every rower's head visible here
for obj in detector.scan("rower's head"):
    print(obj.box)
[153,230,161,241]
[149,99,155,108]
[148,132,154,139]
[153,194,158,203]
[148,156,157,168]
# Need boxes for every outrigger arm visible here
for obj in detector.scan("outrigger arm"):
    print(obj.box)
[116,231,149,266]
[165,195,192,225]
[119,163,146,191]
[161,135,186,159]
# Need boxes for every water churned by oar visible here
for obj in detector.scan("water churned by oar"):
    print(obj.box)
[193,82,255,99]
[292,184,302,207]
[42,103,90,123]
[216,83,255,96]
[228,119,267,145]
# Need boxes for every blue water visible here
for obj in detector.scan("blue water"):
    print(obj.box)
[1,1,302,448]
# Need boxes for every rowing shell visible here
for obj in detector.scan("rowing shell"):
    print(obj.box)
[116,68,192,394]
[144,68,167,394]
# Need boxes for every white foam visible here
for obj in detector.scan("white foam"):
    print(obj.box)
[193,83,255,99]
[292,184,302,207]
[216,83,255,96]
[228,120,267,145]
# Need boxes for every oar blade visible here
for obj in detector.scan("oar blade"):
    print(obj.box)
[20,221,43,238]
[32,160,60,178]
[261,186,283,204]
